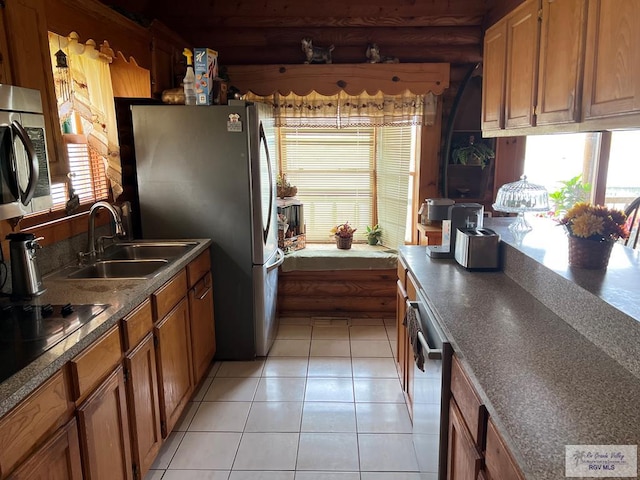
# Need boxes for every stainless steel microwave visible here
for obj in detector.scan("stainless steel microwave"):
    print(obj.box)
[0,84,53,220]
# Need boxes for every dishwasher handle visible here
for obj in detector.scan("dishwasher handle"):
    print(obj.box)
[407,300,442,360]
[417,330,442,360]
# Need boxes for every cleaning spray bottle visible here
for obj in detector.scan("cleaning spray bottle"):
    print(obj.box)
[182,48,196,105]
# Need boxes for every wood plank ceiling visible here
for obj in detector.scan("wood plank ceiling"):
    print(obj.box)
[101,0,524,66]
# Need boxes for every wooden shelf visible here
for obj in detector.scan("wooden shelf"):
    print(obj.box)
[226,63,450,96]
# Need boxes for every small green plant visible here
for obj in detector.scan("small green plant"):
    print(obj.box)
[365,224,383,245]
[549,175,591,216]
[451,136,495,169]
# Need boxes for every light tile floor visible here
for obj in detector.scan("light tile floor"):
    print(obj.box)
[145,317,424,480]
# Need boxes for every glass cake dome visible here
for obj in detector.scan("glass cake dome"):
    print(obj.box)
[493,175,549,234]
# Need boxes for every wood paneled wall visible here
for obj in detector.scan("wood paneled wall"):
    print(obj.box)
[278,269,396,318]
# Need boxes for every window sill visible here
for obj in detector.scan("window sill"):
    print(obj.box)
[280,243,398,272]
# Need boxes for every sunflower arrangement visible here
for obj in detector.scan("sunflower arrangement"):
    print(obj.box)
[331,221,357,239]
[559,202,629,242]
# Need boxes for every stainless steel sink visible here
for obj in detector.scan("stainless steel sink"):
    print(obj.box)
[47,240,200,280]
[103,242,198,260]
[67,259,169,279]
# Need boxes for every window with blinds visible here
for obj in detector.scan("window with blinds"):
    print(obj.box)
[280,127,375,242]
[50,134,109,210]
[279,125,417,244]
[376,126,417,248]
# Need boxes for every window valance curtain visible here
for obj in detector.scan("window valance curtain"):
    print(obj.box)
[244,91,438,128]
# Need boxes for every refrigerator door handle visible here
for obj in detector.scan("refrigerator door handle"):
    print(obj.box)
[266,248,285,272]
[259,122,274,244]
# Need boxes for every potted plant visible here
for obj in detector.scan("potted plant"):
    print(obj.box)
[549,174,591,217]
[331,221,356,249]
[559,202,628,269]
[448,135,495,199]
[365,224,382,245]
[451,135,495,169]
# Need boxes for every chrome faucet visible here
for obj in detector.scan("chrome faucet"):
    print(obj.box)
[80,201,126,263]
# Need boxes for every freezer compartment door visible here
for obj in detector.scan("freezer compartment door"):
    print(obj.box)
[253,248,285,356]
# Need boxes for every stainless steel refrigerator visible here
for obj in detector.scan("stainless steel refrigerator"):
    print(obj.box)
[131,101,284,359]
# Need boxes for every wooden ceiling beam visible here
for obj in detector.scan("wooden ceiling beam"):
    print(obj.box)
[217,45,481,66]
[162,15,486,29]
[192,26,482,48]
[171,1,491,18]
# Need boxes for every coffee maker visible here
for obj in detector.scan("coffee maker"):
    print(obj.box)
[6,233,45,297]
[427,203,484,258]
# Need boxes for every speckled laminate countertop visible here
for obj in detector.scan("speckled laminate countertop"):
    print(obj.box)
[0,238,211,417]
[399,239,640,480]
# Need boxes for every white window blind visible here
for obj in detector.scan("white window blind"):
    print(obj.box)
[376,126,416,248]
[280,127,375,242]
[62,134,109,208]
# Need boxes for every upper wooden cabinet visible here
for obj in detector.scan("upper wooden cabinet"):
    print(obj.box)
[483,0,640,134]
[582,0,640,121]
[482,0,539,132]
[536,0,588,125]
[2,0,68,177]
[504,0,539,129]
[482,22,507,131]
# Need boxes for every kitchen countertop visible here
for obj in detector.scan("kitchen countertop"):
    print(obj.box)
[400,224,640,479]
[0,238,212,417]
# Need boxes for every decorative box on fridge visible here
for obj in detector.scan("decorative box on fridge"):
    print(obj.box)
[277,198,305,254]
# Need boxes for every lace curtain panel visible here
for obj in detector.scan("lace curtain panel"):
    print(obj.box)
[49,32,123,199]
[244,91,438,128]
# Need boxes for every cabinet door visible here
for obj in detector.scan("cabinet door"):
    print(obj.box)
[125,333,162,480]
[482,21,507,131]
[485,418,525,480]
[154,297,193,437]
[0,8,12,85]
[189,272,216,383]
[77,366,133,480]
[504,0,540,129]
[8,418,82,480]
[536,0,588,125]
[582,0,640,120]
[2,0,67,176]
[447,400,482,480]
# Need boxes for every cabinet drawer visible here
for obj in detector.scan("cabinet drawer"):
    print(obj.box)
[0,368,74,478]
[153,269,188,320]
[121,299,153,352]
[70,325,122,401]
[187,249,211,288]
[397,257,408,288]
[451,355,487,448]
[485,418,525,480]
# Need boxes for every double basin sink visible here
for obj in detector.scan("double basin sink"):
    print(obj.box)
[51,241,199,280]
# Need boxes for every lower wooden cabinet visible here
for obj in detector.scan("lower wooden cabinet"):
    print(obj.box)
[76,365,133,480]
[7,418,82,480]
[189,272,216,383]
[154,297,193,437]
[484,418,525,480]
[447,399,482,480]
[124,333,162,479]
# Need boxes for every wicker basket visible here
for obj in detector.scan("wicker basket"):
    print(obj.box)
[335,236,353,250]
[568,236,614,269]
